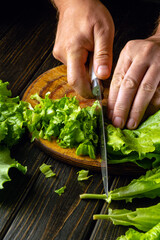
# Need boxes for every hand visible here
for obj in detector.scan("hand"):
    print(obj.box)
[53,0,114,98]
[108,33,160,129]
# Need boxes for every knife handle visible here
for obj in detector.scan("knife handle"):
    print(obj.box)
[89,54,101,97]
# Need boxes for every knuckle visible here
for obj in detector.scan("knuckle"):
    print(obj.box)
[141,81,154,92]
[131,107,143,114]
[95,50,110,60]
[122,76,138,89]
[111,73,124,89]
[124,40,136,51]
[68,77,78,88]
[115,103,127,113]
[53,45,61,60]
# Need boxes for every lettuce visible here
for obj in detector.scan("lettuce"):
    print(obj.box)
[107,110,160,168]
[93,203,160,232]
[77,169,93,181]
[55,186,66,196]
[0,80,27,188]
[39,163,56,178]
[107,166,160,203]
[25,93,100,159]
[0,147,27,189]
[0,80,27,147]
[117,222,160,240]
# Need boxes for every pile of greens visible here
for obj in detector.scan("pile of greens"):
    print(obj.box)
[24,93,100,159]
[0,80,27,189]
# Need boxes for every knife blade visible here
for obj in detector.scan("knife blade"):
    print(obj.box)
[90,63,108,197]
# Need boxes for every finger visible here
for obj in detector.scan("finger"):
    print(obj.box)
[126,65,160,129]
[112,61,148,128]
[67,48,93,98]
[107,53,132,120]
[93,21,114,80]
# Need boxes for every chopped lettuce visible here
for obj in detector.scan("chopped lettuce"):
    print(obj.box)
[55,186,66,196]
[39,163,56,178]
[77,169,93,181]
[0,146,27,189]
[107,110,160,168]
[24,93,100,159]
[93,203,160,232]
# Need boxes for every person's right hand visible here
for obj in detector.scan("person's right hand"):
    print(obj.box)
[53,0,114,98]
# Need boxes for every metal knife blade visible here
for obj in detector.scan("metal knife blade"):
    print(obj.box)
[90,64,108,197]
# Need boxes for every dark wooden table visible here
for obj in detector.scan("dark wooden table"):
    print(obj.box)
[0,0,160,239]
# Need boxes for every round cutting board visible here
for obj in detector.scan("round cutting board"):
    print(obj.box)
[22,65,144,175]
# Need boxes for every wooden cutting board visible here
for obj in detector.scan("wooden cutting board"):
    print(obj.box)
[22,65,145,175]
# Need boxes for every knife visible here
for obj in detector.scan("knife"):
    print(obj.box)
[90,61,108,197]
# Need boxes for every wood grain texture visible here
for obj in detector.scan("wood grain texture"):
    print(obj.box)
[3,158,109,240]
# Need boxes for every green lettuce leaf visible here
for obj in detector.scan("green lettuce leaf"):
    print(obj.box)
[107,166,160,203]
[55,186,66,196]
[93,203,160,232]
[107,110,160,168]
[39,163,56,178]
[0,80,27,147]
[0,146,27,189]
[117,228,143,240]
[77,169,93,181]
[117,222,160,240]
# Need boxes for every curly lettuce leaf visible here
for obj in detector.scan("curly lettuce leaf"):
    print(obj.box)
[0,81,27,147]
[117,222,160,240]
[117,228,143,240]
[107,110,160,168]
[0,80,11,98]
[0,146,27,189]
[93,203,160,232]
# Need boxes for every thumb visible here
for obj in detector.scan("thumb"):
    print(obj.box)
[93,24,114,80]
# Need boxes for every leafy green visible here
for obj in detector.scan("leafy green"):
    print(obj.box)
[25,93,100,159]
[107,110,160,168]
[0,80,27,147]
[117,228,143,240]
[77,169,93,181]
[55,186,66,196]
[39,163,56,178]
[107,166,160,203]
[117,222,160,240]
[0,146,27,189]
[93,203,160,232]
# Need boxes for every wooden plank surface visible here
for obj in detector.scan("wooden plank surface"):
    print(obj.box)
[0,0,160,240]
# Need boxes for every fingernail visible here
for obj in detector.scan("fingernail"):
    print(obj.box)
[97,65,109,77]
[127,118,136,129]
[113,117,124,128]
[108,110,113,120]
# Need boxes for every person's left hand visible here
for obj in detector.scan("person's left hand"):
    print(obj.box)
[107,34,160,129]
